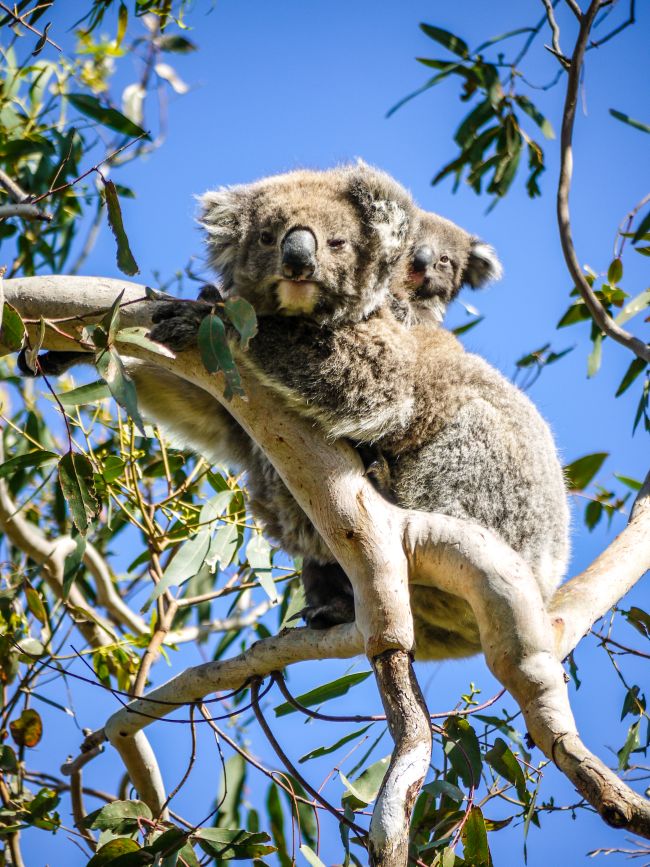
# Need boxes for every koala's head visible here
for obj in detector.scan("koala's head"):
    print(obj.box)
[199,164,414,325]
[395,210,502,324]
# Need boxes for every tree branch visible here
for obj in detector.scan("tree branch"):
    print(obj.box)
[557,0,650,363]
[5,275,650,857]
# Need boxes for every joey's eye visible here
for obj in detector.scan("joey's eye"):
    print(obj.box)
[327,238,346,250]
[259,230,275,246]
[439,255,450,265]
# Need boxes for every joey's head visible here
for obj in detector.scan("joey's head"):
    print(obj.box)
[396,210,502,324]
[199,164,414,324]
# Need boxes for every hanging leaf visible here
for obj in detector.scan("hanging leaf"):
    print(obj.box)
[444,717,482,789]
[197,313,245,401]
[117,326,175,357]
[514,95,555,139]
[104,180,140,276]
[485,738,528,803]
[299,725,372,763]
[194,827,276,860]
[87,838,141,865]
[67,93,150,139]
[607,257,623,285]
[224,296,258,350]
[300,844,327,867]
[461,806,493,866]
[246,533,276,602]
[341,755,391,808]
[0,302,26,354]
[420,24,469,59]
[96,346,146,434]
[58,451,100,535]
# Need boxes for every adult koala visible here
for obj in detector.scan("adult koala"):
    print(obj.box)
[149,166,568,660]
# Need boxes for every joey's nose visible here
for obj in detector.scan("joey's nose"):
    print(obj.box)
[281,228,317,280]
[412,245,433,272]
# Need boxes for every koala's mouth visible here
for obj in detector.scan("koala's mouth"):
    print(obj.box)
[275,279,321,315]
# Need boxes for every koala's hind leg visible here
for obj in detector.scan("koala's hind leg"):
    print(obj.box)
[300,559,355,628]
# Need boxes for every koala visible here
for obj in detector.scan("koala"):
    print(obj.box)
[146,167,568,660]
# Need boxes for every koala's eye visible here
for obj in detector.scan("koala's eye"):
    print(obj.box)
[438,255,450,265]
[259,230,275,246]
[327,238,346,250]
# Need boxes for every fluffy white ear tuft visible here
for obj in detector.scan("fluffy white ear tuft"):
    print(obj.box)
[463,239,503,288]
[197,186,247,277]
[346,164,413,261]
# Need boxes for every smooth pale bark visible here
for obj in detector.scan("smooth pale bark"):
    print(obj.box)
[4,276,650,860]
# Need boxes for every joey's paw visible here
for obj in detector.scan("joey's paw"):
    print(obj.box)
[197,283,225,305]
[300,598,355,630]
[149,301,211,352]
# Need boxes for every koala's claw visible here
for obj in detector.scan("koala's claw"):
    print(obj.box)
[299,598,356,630]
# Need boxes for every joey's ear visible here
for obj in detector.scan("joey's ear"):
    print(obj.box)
[346,163,413,261]
[462,239,503,288]
[198,186,249,278]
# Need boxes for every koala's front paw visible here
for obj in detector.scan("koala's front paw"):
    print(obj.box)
[149,300,212,352]
[300,597,356,629]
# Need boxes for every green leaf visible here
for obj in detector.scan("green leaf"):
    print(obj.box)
[632,209,650,243]
[157,34,198,53]
[616,358,647,397]
[587,332,603,378]
[246,533,276,602]
[87,838,141,866]
[607,257,623,285]
[102,455,126,483]
[485,737,528,802]
[444,717,482,789]
[609,108,650,135]
[452,315,484,336]
[0,302,26,354]
[89,799,152,832]
[420,24,469,58]
[617,720,641,770]
[475,27,535,52]
[341,755,390,808]
[194,828,275,861]
[67,93,150,139]
[58,451,100,535]
[422,779,465,802]
[9,709,42,747]
[104,180,140,276]
[461,806,492,867]
[514,95,555,139]
[197,314,245,401]
[621,685,644,720]
[621,606,650,640]
[585,499,602,531]
[0,449,58,479]
[116,2,128,46]
[96,346,146,434]
[557,301,590,328]
[63,531,86,599]
[274,671,372,717]
[266,785,291,867]
[299,725,372,763]
[52,379,111,406]
[217,754,246,830]
[0,745,18,773]
[25,586,47,625]
[206,521,240,569]
[148,531,211,605]
[224,296,258,350]
[614,473,642,492]
[563,452,608,491]
[300,844,327,867]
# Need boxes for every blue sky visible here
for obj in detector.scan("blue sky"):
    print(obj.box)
[15,2,650,865]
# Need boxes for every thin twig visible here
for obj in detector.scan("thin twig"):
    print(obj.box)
[589,0,635,47]
[0,1,61,50]
[541,0,570,65]
[557,0,650,363]
[0,202,51,221]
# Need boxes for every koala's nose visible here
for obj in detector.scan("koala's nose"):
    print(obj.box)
[412,245,433,272]
[281,228,317,280]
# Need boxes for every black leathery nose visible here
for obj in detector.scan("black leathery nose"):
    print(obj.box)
[412,245,433,272]
[281,228,317,279]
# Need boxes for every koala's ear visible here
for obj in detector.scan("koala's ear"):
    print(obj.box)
[345,163,413,260]
[462,239,503,288]
[198,186,248,277]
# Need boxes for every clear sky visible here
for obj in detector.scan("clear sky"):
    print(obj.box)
[15,2,650,865]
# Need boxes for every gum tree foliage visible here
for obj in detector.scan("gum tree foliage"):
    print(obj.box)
[0,2,648,866]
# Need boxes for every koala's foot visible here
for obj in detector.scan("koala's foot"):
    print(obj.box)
[17,348,93,378]
[149,299,212,352]
[300,596,356,629]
